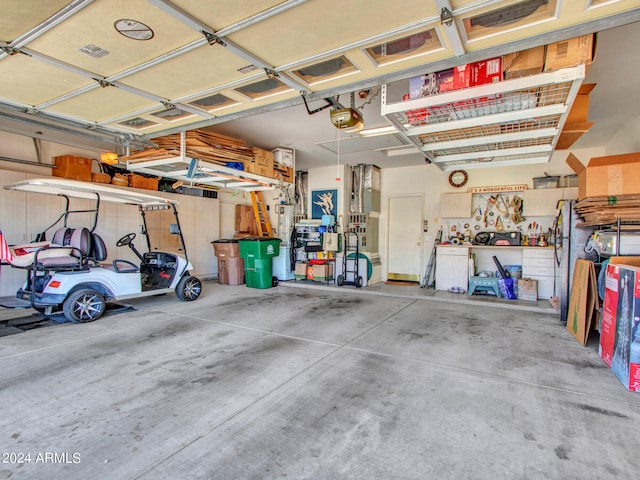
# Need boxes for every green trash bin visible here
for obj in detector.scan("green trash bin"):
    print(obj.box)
[238,237,282,289]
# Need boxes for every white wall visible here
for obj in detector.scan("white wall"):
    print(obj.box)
[379,146,606,281]
[604,114,640,155]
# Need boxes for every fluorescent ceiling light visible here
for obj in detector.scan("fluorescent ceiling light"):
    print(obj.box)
[358,126,398,137]
[376,145,420,156]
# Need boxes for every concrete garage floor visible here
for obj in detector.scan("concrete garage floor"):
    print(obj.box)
[1,280,639,479]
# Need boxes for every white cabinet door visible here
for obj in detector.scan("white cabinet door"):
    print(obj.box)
[440,193,472,218]
[522,188,564,216]
[435,246,469,291]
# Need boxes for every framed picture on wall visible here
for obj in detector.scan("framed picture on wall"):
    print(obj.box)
[311,189,337,219]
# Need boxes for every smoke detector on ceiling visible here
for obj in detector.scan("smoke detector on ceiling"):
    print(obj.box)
[330,107,364,132]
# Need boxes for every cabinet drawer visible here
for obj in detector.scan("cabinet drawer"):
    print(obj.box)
[522,247,555,259]
[437,246,469,256]
[522,257,555,268]
[523,266,555,277]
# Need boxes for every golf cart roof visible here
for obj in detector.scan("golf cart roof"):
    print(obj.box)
[4,178,178,207]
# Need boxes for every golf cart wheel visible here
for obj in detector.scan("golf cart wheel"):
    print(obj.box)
[176,275,202,301]
[272,276,279,287]
[337,275,344,286]
[63,288,106,323]
[355,276,363,288]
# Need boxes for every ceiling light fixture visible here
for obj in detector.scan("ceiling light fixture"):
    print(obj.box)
[358,126,397,137]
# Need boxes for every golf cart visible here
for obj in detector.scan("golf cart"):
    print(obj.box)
[0,178,202,322]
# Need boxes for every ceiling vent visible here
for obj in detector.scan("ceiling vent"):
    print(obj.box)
[234,78,291,100]
[364,29,442,66]
[471,0,548,28]
[292,56,358,85]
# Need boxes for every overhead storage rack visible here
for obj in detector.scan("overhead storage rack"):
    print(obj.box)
[125,132,292,192]
[380,65,586,171]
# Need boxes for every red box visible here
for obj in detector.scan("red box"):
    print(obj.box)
[599,262,640,392]
[453,64,473,89]
[471,57,503,86]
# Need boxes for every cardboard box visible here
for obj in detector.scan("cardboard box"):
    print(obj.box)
[517,278,538,301]
[566,259,599,346]
[566,152,640,200]
[555,123,594,150]
[235,205,257,235]
[52,155,92,181]
[566,84,595,124]
[312,263,334,279]
[545,34,596,72]
[246,148,274,177]
[503,46,545,79]
[294,263,307,276]
[599,261,640,392]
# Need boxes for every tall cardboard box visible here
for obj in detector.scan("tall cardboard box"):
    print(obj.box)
[599,261,640,392]
[566,152,640,200]
[235,205,257,235]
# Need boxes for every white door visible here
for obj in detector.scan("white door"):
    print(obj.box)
[388,195,423,281]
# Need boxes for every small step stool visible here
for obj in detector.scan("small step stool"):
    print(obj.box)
[468,276,501,297]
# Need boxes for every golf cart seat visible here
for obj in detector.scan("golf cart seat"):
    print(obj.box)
[52,227,73,246]
[36,227,91,270]
[89,232,108,262]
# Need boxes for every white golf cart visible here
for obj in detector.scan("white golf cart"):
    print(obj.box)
[0,178,202,322]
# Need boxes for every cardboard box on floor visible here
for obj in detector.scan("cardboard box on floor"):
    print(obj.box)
[566,152,640,200]
[599,257,640,392]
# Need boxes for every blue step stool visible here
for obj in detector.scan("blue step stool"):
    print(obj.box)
[468,276,501,297]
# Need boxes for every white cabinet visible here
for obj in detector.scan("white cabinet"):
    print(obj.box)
[522,247,556,299]
[522,188,564,216]
[435,246,469,291]
[440,193,472,218]
[522,187,578,216]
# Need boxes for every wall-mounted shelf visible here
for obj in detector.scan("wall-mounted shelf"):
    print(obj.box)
[381,65,586,171]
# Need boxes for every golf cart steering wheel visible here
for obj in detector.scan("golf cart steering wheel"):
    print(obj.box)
[116,232,136,247]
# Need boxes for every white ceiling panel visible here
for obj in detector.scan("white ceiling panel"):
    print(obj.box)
[122,44,252,100]
[170,0,288,30]
[47,86,158,123]
[0,0,71,42]
[27,0,201,77]
[0,53,91,105]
